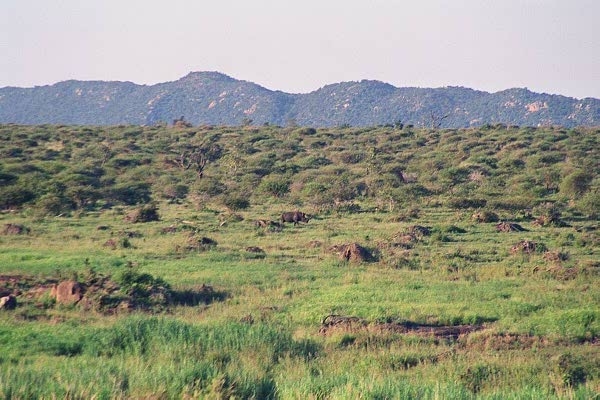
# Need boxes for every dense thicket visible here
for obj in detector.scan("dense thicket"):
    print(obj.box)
[0,123,598,219]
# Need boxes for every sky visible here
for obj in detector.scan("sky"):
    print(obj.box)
[1,0,599,99]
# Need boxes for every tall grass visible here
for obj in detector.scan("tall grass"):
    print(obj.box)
[0,316,318,398]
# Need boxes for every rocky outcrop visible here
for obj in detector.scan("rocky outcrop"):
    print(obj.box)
[51,280,84,305]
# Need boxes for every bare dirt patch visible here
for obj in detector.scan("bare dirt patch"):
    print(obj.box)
[373,321,484,341]
[0,274,57,297]
[319,314,485,341]
[0,272,227,314]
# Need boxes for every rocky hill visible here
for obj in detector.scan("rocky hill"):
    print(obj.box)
[1,71,598,127]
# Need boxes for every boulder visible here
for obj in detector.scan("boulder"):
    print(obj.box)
[0,295,16,310]
[51,280,84,305]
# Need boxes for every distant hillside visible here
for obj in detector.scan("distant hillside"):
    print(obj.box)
[1,71,598,127]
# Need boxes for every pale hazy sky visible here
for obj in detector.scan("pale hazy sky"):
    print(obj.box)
[1,0,599,99]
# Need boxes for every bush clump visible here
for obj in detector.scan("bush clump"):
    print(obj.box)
[221,194,250,211]
[125,204,160,223]
[116,268,172,309]
[472,210,499,223]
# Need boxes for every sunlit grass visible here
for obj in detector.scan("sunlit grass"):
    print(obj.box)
[1,123,599,398]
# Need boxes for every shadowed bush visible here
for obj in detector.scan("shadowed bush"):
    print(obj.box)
[171,284,229,306]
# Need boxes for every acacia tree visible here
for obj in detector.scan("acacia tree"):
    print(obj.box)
[172,149,207,179]
[165,140,222,180]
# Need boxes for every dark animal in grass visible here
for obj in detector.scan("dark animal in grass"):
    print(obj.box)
[280,211,310,225]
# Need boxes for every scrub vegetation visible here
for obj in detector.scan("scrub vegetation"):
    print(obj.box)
[0,123,598,399]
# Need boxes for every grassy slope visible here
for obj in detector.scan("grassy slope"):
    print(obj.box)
[0,123,598,398]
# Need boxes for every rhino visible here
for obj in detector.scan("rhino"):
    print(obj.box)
[281,211,310,226]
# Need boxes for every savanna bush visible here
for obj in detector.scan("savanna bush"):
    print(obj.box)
[0,185,35,209]
[472,210,499,223]
[439,166,471,188]
[557,310,599,342]
[0,170,18,186]
[221,194,250,211]
[302,181,335,208]
[109,182,152,205]
[553,353,593,388]
[126,203,160,223]
[294,127,317,136]
[159,183,189,202]
[337,151,364,164]
[575,189,599,218]
[560,170,593,199]
[459,363,502,393]
[258,177,290,198]
[193,176,226,197]
[34,193,73,216]
[116,269,171,304]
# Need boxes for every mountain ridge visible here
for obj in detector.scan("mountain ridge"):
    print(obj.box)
[1,71,598,127]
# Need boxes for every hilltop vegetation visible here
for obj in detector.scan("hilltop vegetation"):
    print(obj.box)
[1,71,599,127]
[0,123,598,219]
[0,123,599,398]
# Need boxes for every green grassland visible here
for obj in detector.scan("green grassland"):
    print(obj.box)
[0,123,598,399]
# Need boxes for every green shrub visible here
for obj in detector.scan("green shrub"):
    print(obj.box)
[575,190,599,218]
[553,353,589,387]
[472,210,499,222]
[160,183,189,202]
[560,170,593,199]
[258,177,290,198]
[0,185,35,209]
[557,310,599,342]
[34,193,73,216]
[338,151,364,164]
[302,182,334,208]
[430,230,453,243]
[221,194,250,211]
[194,176,226,197]
[294,127,317,136]
[109,182,152,205]
[459,363,501,393]
[115,269,172,309]
[126,203,160,223]
[0,170,18,186]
